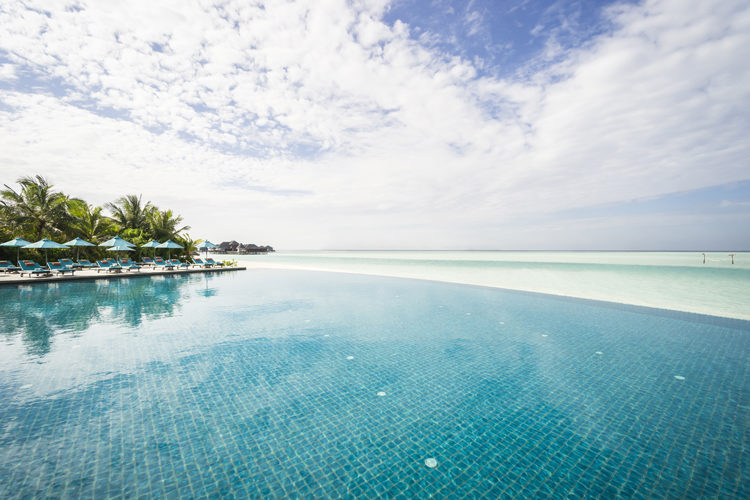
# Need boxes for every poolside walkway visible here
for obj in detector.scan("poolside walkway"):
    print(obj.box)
[0,266,246,285]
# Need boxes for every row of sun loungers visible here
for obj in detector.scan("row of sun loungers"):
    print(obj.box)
[0,257,225,278]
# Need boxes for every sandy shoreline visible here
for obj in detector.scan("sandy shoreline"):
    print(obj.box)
[239,260,750,322]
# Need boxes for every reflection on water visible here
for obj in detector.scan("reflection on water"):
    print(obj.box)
[0,274,217,357]
[0,270,747,498]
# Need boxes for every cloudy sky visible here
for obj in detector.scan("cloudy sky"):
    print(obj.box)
[1,0,748,250]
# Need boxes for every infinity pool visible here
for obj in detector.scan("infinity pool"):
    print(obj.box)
[0,270,747,498]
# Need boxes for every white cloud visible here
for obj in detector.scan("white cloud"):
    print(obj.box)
[0,0,748,249]
[0,62,16,80]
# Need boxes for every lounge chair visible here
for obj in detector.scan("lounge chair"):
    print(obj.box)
[141,256,156,267]
[18,260,52,277]
[105,258,124,270]
[59,258,82,270]
[76,259,97,268]
[47,261,76,276]
[96,259,122,273]
[191,257,212,268]
[153,257,175,270]
[204,257,224,267]
[0,260,21,273]
[169,258,190,269]
[118,258,141,272]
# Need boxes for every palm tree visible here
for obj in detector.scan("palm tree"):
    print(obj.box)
[176,234,202,260]
[0,201,10,234]
[0,203,13,259]
[68,200,115,243]
[148,208,190,241]
[106,194,153,231]
[1,175,75,240]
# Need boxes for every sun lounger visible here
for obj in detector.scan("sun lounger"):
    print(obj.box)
[191,257,212,268]
[76,259,97,268]
[118,258,141,272]
[0,260,22,273]
[141,257,156,267]
[169,258,190,269]
[47,261,76,275]
[96,259,122,273]
[204,257,224,267]
[59,258,82,270]
[18,260,52,277]
[153,258,175,270]
[105,258,124,270]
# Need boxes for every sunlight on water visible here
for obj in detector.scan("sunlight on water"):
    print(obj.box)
[1,270,747,498]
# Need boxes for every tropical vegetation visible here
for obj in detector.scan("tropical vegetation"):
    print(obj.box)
[1,175,200,262]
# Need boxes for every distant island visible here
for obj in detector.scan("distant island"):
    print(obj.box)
[214,241,275,254]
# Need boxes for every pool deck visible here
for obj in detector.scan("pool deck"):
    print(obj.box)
[0,266,246,285]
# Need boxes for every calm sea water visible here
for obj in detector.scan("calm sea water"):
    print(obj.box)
[0,270,747,498]
[232,251,750,320]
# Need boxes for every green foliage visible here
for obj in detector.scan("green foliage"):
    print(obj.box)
[221,259,238,267]
[105,194,153,232]
[66,200,116,260]
[176,234,202,260]
[0,204,12,259]
[120,228,150,260]
[68,200,115,242]
[148,208,190,242]
[1,175,193,261]
[1,175,78,240]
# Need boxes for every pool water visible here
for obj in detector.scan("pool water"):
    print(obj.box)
[0,270,748,498]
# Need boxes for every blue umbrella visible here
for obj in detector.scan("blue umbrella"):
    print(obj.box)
[23,238,70,264]
[99,236,136,248]
[65,237,94,246]
[1,238,32,262]
[64,237,95,260]
[198,240,217,258]
[141,240,161,259]
[157,239,183,259]
[107,245,134,264]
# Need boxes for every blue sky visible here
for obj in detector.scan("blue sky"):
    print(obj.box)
[384,0,637,77]
[0,0,748,249]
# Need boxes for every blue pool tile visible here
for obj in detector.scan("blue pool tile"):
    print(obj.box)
[0,270,748,498]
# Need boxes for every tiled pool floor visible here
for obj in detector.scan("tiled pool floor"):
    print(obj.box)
[0,270,747,498]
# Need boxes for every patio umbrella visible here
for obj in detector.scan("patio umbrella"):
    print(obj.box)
[64,237,95,261]
[197,240,217,258]
[99,236,136,248]
[156,239,183,260]
[1,238,32,263]
[22,238,70,265]
[107,244,134,264]
[141,240,161,259]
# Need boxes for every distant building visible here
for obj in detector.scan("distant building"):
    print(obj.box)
[216,241,274,254]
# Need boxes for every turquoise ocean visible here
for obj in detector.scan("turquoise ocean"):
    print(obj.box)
[232,251,750,320]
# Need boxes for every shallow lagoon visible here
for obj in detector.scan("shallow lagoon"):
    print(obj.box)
[1,270,748,497]
[239,251,750,319]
